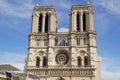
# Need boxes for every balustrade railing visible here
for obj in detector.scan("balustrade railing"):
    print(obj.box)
[26,66,95,77]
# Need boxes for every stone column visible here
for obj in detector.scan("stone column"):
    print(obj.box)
[73,12,77,32]
[42,13,46,33]
[80,37,84,46]
[89,12,94,31]
[31,13,39,33]
[71,34,76,46]
[79,12,81,31]
[71,12,74,32]
[81,57,84,67]
[80,12,83,32]
[48,13,51,33]
[41,39,44,47]
[50,13,54,32]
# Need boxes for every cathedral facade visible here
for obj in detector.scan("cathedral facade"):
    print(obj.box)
[25,3,100,80]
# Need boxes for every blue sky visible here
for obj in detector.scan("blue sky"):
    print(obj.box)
[0,0,120,80]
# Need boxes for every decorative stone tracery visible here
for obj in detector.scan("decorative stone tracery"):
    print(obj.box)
[56,53,69,65]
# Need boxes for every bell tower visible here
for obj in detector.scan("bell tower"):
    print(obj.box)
[31,5,57,33]
[69,4,94,32]
[69,4,100,80]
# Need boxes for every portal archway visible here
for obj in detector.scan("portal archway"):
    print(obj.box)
[56,77,65,80]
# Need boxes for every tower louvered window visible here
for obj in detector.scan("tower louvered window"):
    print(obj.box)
[38,14,43,33]
[36,57,40,67]
[84,56,89,67]
[78,56,82,67]
[43,57,47,67]
[45,13,49,33]
[76,13,80,31]
[77,37,80,46]
[83,13,86,32]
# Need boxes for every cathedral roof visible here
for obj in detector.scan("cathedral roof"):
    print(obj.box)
[0,64,20,71]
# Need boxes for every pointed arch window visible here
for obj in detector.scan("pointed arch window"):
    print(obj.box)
[36,57,40,67]
[84,38,87,45]
[77,37,80,46]
[76,13,80,31]
[84,56,89,67]
[78,56,82,67]
[62,39,66,46]
[45,13,49,33]
[38,14,43,33]
[44,39,48,46]
[83,13,86,32]
[43,57,47,67]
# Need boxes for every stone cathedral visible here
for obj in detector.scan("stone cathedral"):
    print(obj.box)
[25,3,100,80]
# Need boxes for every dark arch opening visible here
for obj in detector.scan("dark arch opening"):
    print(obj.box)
[83,13,86,32]
[45,13,49,33]
[62,39,66,46]
[36,57,40,67]
[77,37,80,46]
[38,14,43,33]
[76,13,80,31]
[84,56,89,67]
[43,57,47,67]
[78,56,82,67]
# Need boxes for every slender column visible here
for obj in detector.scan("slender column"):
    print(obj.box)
[32,14,39,33]
[73,13,77,31]
[89,12,94,31]
[71,35,75,46]
[50,13,54,32]
[42,13,46,33]
[86,12,89,31]
[41,38,44,47]
[31,15,35,33]
[48,13,51,33]
[71,12,74,32]
[69,13,72,32]
[81,57,84,67]
[79,12,81,31]
[80,12,83,32]
[80,37,84,46]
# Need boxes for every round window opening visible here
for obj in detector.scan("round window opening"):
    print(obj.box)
[56,52,69,65]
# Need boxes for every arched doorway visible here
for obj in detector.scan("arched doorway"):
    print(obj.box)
[56,77,65,80]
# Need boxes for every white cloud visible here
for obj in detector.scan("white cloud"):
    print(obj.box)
[94,13,110,36]
[0,52,26,71]
[92,0,120,14]
[0,0,34,18]
[58,27,69,32]
[40,0,71,9]
[102,70,120,80]
[100,57,120,80]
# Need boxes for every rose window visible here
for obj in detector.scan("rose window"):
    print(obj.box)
[56,53,69,65]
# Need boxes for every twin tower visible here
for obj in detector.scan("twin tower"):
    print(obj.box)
[25,3,100,80]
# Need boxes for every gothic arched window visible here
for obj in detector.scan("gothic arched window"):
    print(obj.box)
[38,14,43,33]
[83,13,86,32]
[78,56,82,67]
[45,13,49,33]
[84,56,89,67]
[44,39,48,46]
[43,57,47,67]
[77,37,80,46]
[84,38,87,45]
[36,57,40,67]
[76,13,80,31]
[62,39,66,46]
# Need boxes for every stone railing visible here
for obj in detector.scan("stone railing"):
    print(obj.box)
[26,66,95,77]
